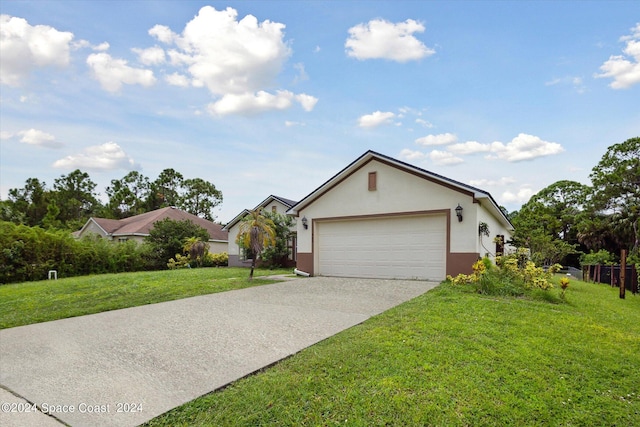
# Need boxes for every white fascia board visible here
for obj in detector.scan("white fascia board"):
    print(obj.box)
[222,209,251,231]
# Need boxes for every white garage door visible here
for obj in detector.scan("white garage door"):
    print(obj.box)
[317,215,446,280]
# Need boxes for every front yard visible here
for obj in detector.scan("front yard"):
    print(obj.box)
[2,270,638,425]
[0,267,290,329]
[144,278,640,426]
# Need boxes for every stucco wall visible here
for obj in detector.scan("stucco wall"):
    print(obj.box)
[226,199,296,262]
[476,202,514,261]
[296,158,477,255]
[79,220,108,239]
[227,224,241,257]
[209,241,227,254]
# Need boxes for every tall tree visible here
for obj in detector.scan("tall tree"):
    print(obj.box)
[236,208,276,280]
[529,180,588,242]
[511,180,586,266]
[588,137,640,253]
[52,170,100,229]
[106,171,151,218]
[148,168,184,210]
[179,178,223,221]
[6,178,50,226]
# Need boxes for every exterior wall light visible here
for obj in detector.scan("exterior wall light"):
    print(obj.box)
[302,216,308,229]
[455,204,463,222]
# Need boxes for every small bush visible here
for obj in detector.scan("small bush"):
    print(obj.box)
[203,252,228,267]
[448,252,559,299]
[167,254,191,269]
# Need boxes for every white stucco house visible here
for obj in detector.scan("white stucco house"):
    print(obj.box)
[286,150,514,281]
[223,195,298,267]
[76,206,228,253]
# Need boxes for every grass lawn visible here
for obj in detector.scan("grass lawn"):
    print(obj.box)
[145,278,640,426]
[0,267,291,329]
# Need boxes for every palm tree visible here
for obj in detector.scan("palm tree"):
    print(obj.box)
[236,208,276,280]
[183,237,209,267]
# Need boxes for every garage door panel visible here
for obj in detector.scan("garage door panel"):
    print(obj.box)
[317,215,446,280]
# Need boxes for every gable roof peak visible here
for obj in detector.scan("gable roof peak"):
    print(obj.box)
[287,149,513,230]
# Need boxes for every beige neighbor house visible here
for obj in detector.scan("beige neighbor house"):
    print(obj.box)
[76,206,228,253]
[286,150,514,281]
[224,195,298,267]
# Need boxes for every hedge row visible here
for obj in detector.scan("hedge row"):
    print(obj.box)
[1,221,155,284]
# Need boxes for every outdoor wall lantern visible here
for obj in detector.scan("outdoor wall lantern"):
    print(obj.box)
[302,216,308,229]
[455,204,463,222]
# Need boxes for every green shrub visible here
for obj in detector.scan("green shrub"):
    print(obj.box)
[167,254,191,269]
[580,249,616,266]
[203,252,228,267]
[448,252,559,299]
[0,220,150,284]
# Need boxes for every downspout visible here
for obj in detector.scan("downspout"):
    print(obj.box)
[294,268,310,277]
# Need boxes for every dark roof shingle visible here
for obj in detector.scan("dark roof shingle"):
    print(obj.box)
[89,207,228,241]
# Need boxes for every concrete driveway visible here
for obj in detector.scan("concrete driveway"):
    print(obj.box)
[0,276,438,427]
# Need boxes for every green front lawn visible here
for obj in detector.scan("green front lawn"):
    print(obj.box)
[145,279,640,426]
[0,267,291,329]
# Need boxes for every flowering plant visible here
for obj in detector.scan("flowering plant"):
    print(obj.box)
[560,277,570,298]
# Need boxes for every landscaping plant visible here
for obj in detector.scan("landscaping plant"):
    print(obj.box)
[447,249,562,298]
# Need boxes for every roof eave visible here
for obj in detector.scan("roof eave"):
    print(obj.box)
[222,209,251,230]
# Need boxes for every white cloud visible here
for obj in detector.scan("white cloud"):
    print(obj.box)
[545,75,586,93]
[429,150,464,166]
[144,6,314,115]
[293,62,308,83]
[398,148,427,161]
[93,42,110,52]
[401,133,563,166]
[345,18,435,62]
[447,140,491,155]
[358,111,396,128]
[0,128,63,148]
[154,6,291,96]
[149,25,176,44]
[165,72,190,87]
[595,23,640,89]
[132,46,166,65]
[415,133,457,146]
[0,15,74,86]
[488,133,564,162]
[207,90,317,116]
[296,93,319,111]
[502,187,536,204]
[72,40,109,51]
[415,118,433,128]
[53,142,139,171]
[469,177,516,187]
[18,128,63,148]
[86,52,156,92]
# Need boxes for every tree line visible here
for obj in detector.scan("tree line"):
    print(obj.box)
[509,137,639,268]
[0,168,223,231]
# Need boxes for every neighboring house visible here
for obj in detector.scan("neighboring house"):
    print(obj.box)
[76,206,228,253]
[286,150,514,281]
[224,195,298,267]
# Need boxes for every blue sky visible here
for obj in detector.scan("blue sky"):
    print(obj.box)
[1,1,639,223]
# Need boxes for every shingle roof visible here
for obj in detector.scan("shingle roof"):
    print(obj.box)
[89,207,228,241]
